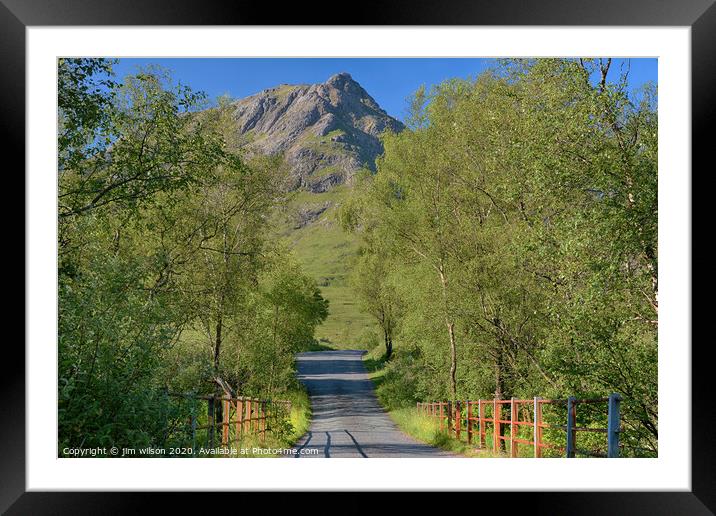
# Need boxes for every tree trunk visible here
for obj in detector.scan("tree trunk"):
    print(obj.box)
[214,310,222,374]
[213,301,224,440]
[113,227,121,255]
[494,343,507,451]
[447,320,457,399]
[385,329,393,360]
[438,263,457,400]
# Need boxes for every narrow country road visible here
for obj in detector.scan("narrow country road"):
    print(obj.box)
[292,350,454,458]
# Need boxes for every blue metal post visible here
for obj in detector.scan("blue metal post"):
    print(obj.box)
[607,393,622,458]
[566,396,576,458]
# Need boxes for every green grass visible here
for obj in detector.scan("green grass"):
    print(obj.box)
[285,386,312,448]
[389,407,557,458]
[363,345,388,386]
[271,84,302,100]
[280,186,374,348]
[300,130,349,157]
[363,346,386,372]
[386,408,490,457]
[304,340,336,352]
[285,185,349,208]
[362,349,513,458]
[311,164,343,179]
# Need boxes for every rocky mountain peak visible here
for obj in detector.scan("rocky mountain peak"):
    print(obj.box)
[325,71,355,87]
[231,73,404,193]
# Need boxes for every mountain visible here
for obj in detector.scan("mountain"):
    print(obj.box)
[231,72,404,193]
[229,73,404,346]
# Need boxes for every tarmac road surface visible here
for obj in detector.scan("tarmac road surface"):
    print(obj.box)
[291,350,454,458]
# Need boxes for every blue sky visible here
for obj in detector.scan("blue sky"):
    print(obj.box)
[112,58,657,122]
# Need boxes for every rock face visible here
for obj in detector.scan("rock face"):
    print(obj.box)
[231,72,404,192]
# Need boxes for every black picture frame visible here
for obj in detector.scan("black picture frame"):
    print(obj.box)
[5,0,709,513]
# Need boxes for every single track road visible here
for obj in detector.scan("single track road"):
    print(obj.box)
[292,350,454,458]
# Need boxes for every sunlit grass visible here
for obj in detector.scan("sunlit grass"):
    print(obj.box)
[386,408,490,457]
[281,189,374,347]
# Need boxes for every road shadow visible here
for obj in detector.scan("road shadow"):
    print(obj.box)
[292,350,454,458]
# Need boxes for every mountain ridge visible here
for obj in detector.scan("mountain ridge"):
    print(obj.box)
[231,72,404,193]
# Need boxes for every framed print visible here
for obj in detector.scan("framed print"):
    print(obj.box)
[6,0,711,512]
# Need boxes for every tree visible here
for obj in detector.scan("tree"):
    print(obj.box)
[349,59,658,454]
[58,64,222,449]
[351,250,401,359]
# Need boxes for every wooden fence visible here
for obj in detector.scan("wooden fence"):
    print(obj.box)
[417,394,621,458]
[170,393,292,451]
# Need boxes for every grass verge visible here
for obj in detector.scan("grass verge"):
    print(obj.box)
[386,408,488,457]
[362,349,504,458]
[286,385,311,448]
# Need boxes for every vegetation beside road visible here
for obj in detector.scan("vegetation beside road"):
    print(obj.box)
[58,59,325,454]
[350,59,658,457]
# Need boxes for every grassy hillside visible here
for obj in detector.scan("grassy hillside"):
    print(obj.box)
[278,185,375,349]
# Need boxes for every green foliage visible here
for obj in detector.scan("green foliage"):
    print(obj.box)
[59,66,218,220]
[350,58,658,455]
[58,58,117,171]
[350,248,402,358]
[58,61,325,453]
[356,326,381,352]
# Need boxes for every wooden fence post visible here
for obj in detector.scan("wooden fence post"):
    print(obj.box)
[236,399,243,441]
[447,401,453,434]
[478,400,485,448]
[607,393,622,458]
[467,401,473,445]
[455,401,461,440]
[244,399,252,434]
[222,398,230,446]
[566,396,576,458]
[510,397,517,458]
[439,402,444,432]
[534,397,542,458]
